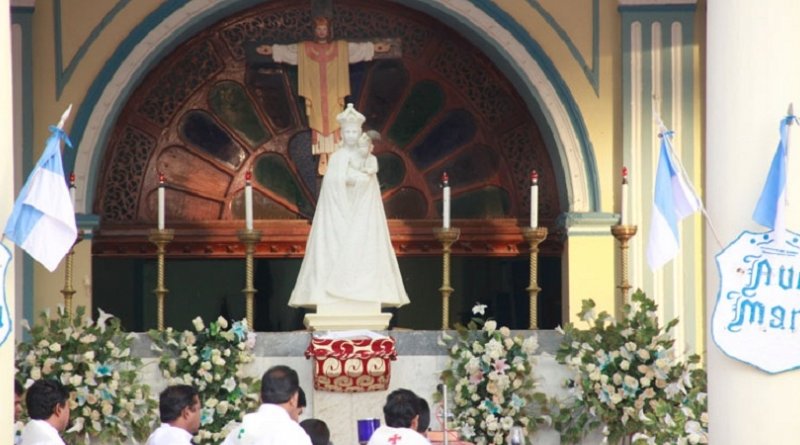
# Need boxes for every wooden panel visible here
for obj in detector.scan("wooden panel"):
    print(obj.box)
[157,146,233,197]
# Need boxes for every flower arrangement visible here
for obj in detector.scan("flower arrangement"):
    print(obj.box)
[15,306,159,444]
[149,316,260,444]
[439,303,550,445]
[554,291,708,444]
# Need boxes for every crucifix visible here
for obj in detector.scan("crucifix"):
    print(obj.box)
[254,7,401,175]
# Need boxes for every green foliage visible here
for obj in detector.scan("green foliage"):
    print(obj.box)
[149,316,260,444]
[554,291,708,444]
[16,306,158,444]
[439,304,551,445]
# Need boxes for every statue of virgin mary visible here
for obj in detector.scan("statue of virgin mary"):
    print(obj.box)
[288,104,409,310]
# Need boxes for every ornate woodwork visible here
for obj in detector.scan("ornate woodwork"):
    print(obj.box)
[93,0,564,257]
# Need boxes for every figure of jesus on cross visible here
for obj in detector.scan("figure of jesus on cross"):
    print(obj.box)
[256,16,399,175]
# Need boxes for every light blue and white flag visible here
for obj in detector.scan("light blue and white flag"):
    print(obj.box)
[646,131,701,269]
[752,115,798,235]
[4,117,77,272]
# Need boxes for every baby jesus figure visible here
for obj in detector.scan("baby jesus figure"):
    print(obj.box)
[346,133,379,186]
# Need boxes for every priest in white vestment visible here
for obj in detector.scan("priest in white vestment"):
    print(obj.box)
[289,104,409,309]
[20,380,70,445]
[145,385,201,445]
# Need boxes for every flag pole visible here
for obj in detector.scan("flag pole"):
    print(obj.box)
[651,106,723,249]
[784,103,793,209]
[56,104,78,315]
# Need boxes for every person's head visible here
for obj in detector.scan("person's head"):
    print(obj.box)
[342,125,362,147]
[383,389,420,429]
[261,365,300,409]
[159,385,201,434]
[25,379,69,431]
[300,418,331,445]
[416,397,430,435]
[313,16,330,41]
[291,387,307,421]
[14,380,24,421]
[357,133,373,157]
[337,104,366,147]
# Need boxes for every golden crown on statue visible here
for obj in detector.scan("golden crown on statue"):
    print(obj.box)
[337,103,366,128]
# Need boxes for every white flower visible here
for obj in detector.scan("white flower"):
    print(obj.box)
[472,303,487,315]
[84,350,95,361]
[246,332,257,349]
[48,343,61,353]
[184,331,196,346]
[66,417,85,433]
[222,377,237,393]
[217,316,229,329]
[80,334,97,344]
[192,317,205,331]
[483,320,497,333]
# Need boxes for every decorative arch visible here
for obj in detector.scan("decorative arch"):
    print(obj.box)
[68,0,599,218]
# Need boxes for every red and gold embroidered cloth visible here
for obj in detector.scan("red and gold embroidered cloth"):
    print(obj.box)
[305,336,397,392]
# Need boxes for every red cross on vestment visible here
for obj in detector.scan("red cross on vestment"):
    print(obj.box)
[388,433,402,444]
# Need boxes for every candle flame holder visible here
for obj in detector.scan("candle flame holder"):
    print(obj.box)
[433,227,460,329]
[149,229,174,330]
[237,229,262,329]
[60,231,84,316]
[611,224,637,304]
[522,227,547,329]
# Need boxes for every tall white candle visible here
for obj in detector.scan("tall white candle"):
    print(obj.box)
[442,172,451,229]
[245,170,254,231]
[69,172,76,208]
[158,173,165,230]
[530,170,539,228]
[621,166,629,225]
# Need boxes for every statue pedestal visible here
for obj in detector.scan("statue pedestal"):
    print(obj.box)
[303,301,393,331]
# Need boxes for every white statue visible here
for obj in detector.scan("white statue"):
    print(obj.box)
[289,104,409,314]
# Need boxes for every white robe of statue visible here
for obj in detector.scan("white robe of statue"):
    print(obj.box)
[289,105,409,308]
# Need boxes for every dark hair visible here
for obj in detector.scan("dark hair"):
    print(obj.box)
[261,365,300,404]
[298,387,307,408]
[416,397,430,433]
[14,380,24,396]
[300,418,330,445]
[26,379,68,420]
[159,385,199,423]
[383,389,420,428]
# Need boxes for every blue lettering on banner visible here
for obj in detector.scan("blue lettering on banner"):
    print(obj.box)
[714,229,800,374]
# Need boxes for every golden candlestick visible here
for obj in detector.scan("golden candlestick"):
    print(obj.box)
[433,227,460,329]
[522,227,548,329]
[611,225,638,304]
[148,229,174,330]
[237,229,262,329]
[60,232,84,316]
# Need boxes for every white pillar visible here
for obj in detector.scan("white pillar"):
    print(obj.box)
[706,1,800,443]
[0,0,16,442]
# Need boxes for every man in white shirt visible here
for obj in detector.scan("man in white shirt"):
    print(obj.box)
[367,389,431,445]
[20,379,70,445]
[145,384,201,445]
[222,365,312,445]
